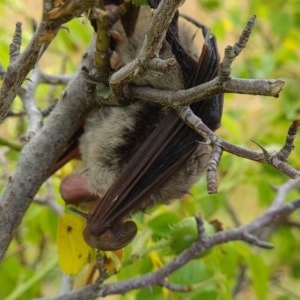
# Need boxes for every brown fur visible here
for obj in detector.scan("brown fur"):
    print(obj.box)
[60,6,218,250]
[77,6,210,206]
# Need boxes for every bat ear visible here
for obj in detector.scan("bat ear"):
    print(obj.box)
[60,172,95,205]
[83,221,138,250]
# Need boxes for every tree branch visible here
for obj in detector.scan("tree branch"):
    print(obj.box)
[109,0,183,96]
[126,77,285,107]
[0,38,98,263]
[177,106,300,183]
[0,0,95,121]
[124,14,283,105]
[37,197,300,300]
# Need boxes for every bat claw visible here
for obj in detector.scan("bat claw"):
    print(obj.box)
[197,137,212,145]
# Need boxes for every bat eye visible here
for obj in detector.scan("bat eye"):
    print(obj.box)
[83,220,138,251]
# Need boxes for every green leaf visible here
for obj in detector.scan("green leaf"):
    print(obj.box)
[199,0,221,10]
[191,290,218,300]
[5,258,57,300]
[247,253,269,300]
[170,260,213,285]
[147,211,180,239]
[276,296,290,300]
[135,285,163,300]
[291,262,300,279]
[271,11,292,37]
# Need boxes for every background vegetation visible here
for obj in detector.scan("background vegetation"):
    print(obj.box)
[0,0,300,299]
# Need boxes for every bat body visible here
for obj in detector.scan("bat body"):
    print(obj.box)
[60,4,223,250]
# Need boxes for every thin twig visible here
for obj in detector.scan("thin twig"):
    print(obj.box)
[269,177,300,210]
[219,15,256,82]
[206,144,223,194]
[40,73,71,85]
[159,280,193,292]
[232,264,247,297]
[19,66,44,140]
[9,22,22,63]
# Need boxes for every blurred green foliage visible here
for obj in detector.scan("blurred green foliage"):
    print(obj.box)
[0,0,300,299]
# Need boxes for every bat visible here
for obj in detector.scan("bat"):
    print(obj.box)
[60,2,223,250]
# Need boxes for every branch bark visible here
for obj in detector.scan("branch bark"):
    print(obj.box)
[0,0,95,121]
[0,38,98,262]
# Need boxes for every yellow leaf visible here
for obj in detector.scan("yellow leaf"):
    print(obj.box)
[55,160,79,179]
[103,249,123,272]
[57,213,95,276]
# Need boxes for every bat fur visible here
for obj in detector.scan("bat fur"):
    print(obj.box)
[60,4,223,250]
